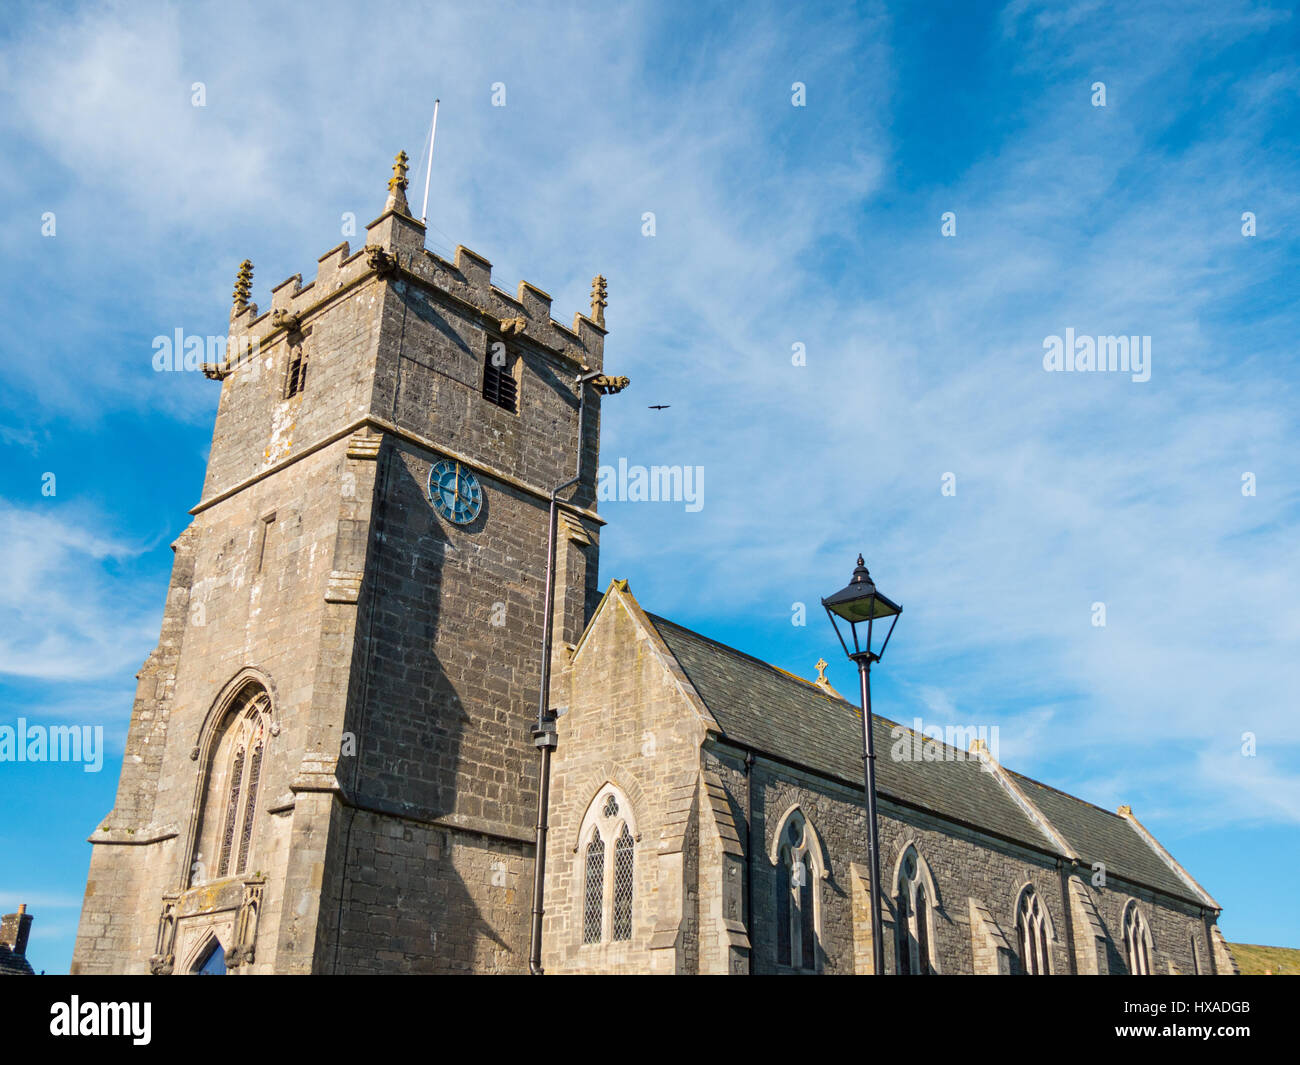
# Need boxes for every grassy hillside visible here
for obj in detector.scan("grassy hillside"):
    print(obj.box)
[1227,942,1300,975]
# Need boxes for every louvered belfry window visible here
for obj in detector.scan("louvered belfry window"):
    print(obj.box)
[285,344,308,398]
[482,343,517,412]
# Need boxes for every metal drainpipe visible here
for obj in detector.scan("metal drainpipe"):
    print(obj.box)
[528,373,597,975]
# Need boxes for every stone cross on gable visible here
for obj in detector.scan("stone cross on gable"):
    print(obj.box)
[815,658,829,684]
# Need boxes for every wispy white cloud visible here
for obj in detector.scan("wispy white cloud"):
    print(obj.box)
[0,503,158,682]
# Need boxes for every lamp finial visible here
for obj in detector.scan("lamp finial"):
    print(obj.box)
[851,554,872,584]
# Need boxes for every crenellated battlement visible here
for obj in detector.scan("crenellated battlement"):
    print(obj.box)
[400,242,608,367]
[223,240,371,356]
[218,151,608,377]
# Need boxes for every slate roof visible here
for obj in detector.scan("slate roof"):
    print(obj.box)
[644,612,1208,907]
[0,945,35,976]
[1008,771,1199,903]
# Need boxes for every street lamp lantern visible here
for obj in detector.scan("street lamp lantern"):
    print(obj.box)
[822,555,902,663]
[822,554,902,976]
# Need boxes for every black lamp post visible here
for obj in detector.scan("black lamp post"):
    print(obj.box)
[822,554,902,976]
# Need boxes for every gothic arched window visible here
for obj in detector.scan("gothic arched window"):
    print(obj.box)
[613,823,635,940]
[1016,885,1052,975]
[772,807,823,971]
[194,938,226,976]
[578,784,637,946]
[1122,901,1153,975]
[582,828,605,944]
[896,886,911,975]
[893,844,936,975]
[916,884,931,971]
[192,684,273,886]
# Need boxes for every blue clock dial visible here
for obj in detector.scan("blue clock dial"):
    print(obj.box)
[427,460,483,525]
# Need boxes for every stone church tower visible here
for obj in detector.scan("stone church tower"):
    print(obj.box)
[72,153,616,974]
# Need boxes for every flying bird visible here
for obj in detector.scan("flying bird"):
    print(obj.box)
[648,404,671,410]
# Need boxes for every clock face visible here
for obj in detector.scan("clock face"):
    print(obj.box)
[427,459,483,525]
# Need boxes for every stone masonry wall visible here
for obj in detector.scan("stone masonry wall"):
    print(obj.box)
[705,741,1224,976]
[204,249,384,500]
[73,436,364,973]
[543,589,709,974]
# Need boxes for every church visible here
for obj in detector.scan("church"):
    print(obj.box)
[71,153,1237,976]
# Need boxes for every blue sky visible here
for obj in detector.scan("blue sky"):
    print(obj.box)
[1,0,1297,973]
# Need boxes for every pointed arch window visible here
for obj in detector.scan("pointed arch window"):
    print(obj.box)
[1122,901,1153,975]
[191,684,273,886]
[896,887,911,975]
[194,939,226,975]
[582,828,605,944]
[893,844,937,975]
[772,807,823,971]
[613,823,635,940]
[1016,885,1052,975]
[916,884,931,971]
[578,784,637,946]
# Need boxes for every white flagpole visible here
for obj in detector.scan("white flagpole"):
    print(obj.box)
[421,99,440,225]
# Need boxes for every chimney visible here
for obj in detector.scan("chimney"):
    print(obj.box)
[0,903,33,958]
